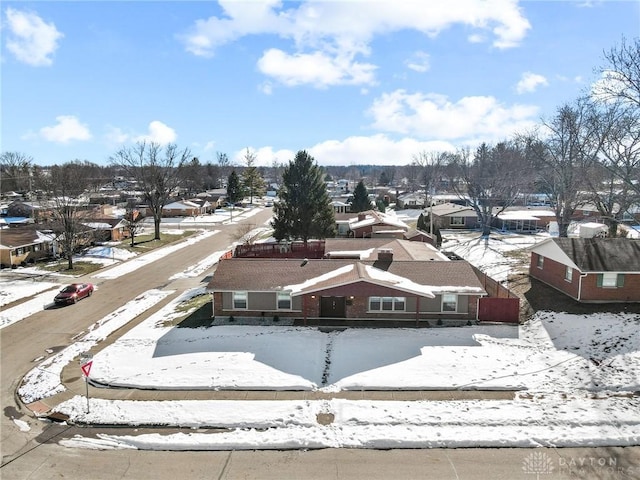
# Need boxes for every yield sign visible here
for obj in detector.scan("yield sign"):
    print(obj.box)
[81,360,93,377]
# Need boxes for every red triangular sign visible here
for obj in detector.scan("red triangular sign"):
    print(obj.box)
[81,361,93,377]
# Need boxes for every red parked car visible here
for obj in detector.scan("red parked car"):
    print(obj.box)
[54,283,94,305]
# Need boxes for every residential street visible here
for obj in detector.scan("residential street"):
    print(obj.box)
[2,207,639,479]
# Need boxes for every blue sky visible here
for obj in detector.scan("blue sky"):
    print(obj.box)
[2,1,638,167]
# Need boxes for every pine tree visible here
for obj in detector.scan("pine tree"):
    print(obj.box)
[272,150,336,243]
[226,170,244,205]
[351,180,371,213]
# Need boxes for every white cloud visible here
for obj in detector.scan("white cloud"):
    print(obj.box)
[105,126,130,146]
[405,51,430,73]
[236,136,456,167]
[516,72,549,94]
[367,89,539,142]
[308,134,456,166]
[180,0,531,88]
[39,116,92,144]
[4,7,63,66]
[257,48,376,87]
[134,121,177,145]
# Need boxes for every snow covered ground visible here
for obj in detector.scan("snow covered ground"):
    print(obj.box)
[6,209,640,450]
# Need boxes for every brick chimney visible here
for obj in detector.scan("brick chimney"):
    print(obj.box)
[377,248,393,262]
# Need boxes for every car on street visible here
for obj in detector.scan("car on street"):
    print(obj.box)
[54,283,94,305]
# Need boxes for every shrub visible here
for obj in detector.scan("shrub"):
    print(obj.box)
[273,315,280,322]
[437,318,443,326]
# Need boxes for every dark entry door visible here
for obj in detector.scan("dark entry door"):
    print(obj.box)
[320,296,346,318]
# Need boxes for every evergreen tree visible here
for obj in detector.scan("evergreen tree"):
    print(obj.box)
[226,170,244,205]
[351,180,371,212]
[272,150,336,243]
[240,148,266,204]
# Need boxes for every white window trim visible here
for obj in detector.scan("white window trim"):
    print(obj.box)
[565,266,573,283]
[537,255,544,269]
[441,293,458,313]
[601,273,618,288]
[368,296,406,312]
[233,291,248,310]
[276,291,292,310]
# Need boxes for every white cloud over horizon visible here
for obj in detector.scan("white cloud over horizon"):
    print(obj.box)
[367,90,539,142]
[134,121,178,145]
[38,115,92,144]
[4,7,63,67]
[234,134,457,167]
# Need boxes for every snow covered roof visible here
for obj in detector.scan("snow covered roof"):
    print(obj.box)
[208,258,486,297]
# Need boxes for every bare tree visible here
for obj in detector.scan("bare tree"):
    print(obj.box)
[37,161,93,270]
[529,99,603,237]
[232,223,261,245]
[412,150,448,201]
[123,208,145,247]
[111,142,191,240]
[0,151,33,194]
[597,36,640,109]
[594,100,640,197]
[450,142,529,236]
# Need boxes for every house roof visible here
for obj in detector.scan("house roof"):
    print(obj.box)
[350,211,409,230]
[429,203,476,217]
[536,238,640,272]
[324,238,447,261]
[0,227,54,248]
[207,258,486,297]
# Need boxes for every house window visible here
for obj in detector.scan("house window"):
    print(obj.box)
[16,248,24,255]
[34,244,40,252]
[598,273,624,288]
[233,291,247,309]
[369,296,406,311]
[450,217,464,226]
[536,255,544,269]
[277,292,291,310]
[442,294,458,312]
[565,267,573,283]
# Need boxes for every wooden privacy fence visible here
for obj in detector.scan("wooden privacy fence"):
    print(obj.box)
[472,265,520,323]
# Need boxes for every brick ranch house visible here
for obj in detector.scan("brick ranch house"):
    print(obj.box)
[529,238,640,303]
[207,246,487,326]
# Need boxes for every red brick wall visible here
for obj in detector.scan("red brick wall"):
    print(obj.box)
[529,253,579,300]
[579,273,640,302]
[530,253,640,302]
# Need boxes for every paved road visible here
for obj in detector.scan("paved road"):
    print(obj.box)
[2,208,639,479]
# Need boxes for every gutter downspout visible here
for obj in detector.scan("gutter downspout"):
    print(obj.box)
[577,272,588,302]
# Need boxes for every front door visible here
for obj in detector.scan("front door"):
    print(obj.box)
[320,296,346,318]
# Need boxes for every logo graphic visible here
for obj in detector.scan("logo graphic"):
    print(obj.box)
[523,451,554,479]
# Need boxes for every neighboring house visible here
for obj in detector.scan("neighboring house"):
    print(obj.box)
[495,208,556,233]
[349,210,409,238]
[207,247,486,325]
[82,217,129,242]
[397,192,426,209]
[529,238,640,303]
[430,203,478,229]
[331,200,350,215]
[162,200,204,217]
[0,227,55,267]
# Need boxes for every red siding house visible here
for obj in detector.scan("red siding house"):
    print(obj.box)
[207,247,486,326]
[529,238,640,303]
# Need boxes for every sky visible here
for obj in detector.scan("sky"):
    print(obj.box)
[2,1,639,167]
[4,215,639,451]
[0,0,640,166]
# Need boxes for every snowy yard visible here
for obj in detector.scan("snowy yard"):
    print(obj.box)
[6,210,640,450]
